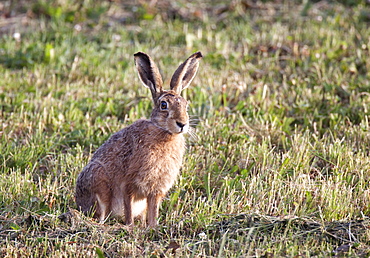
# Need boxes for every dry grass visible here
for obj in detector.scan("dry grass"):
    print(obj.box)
[1,0,370,257]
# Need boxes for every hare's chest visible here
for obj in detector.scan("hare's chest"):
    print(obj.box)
[134,136,185,195]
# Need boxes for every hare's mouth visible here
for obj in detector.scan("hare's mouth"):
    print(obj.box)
[174,121,189,134]
[163,120,189,134]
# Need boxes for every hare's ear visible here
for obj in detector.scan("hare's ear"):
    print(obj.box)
[134,52,163,101]
[170,52,202,94]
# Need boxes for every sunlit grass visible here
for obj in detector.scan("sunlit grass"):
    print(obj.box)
[1,0,370,257]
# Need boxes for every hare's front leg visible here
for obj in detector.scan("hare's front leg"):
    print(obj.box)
[147,194,163,227]
[123,194,133,226]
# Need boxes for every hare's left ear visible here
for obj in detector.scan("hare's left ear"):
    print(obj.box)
[170,52,202,94]
[134,52,163,102]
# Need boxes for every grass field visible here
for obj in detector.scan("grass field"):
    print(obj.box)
[1,0,370,257]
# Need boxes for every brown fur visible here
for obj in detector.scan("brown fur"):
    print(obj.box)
[75,52,202,227]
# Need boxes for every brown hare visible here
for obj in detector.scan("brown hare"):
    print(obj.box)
[75,51,202,227]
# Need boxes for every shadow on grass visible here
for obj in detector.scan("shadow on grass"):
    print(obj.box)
[1,211,369,257]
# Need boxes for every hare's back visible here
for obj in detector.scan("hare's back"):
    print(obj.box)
[88,119,164,171]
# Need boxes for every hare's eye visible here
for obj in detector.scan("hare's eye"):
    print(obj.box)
[160,101,168,110]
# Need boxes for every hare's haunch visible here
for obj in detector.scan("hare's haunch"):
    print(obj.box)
[75,52,202,227]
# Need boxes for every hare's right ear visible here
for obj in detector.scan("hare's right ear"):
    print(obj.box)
[170,52,202,94]
[134,52,163,102]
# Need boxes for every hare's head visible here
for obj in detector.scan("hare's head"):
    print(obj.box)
[134,52,202,134]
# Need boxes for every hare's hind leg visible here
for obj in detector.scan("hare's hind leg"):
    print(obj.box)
[95,194,110,222]
[147,194,163,227]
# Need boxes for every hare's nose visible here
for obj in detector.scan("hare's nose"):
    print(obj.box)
[176,121,186,129]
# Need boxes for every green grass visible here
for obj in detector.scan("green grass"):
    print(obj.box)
[1,0,370,257]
